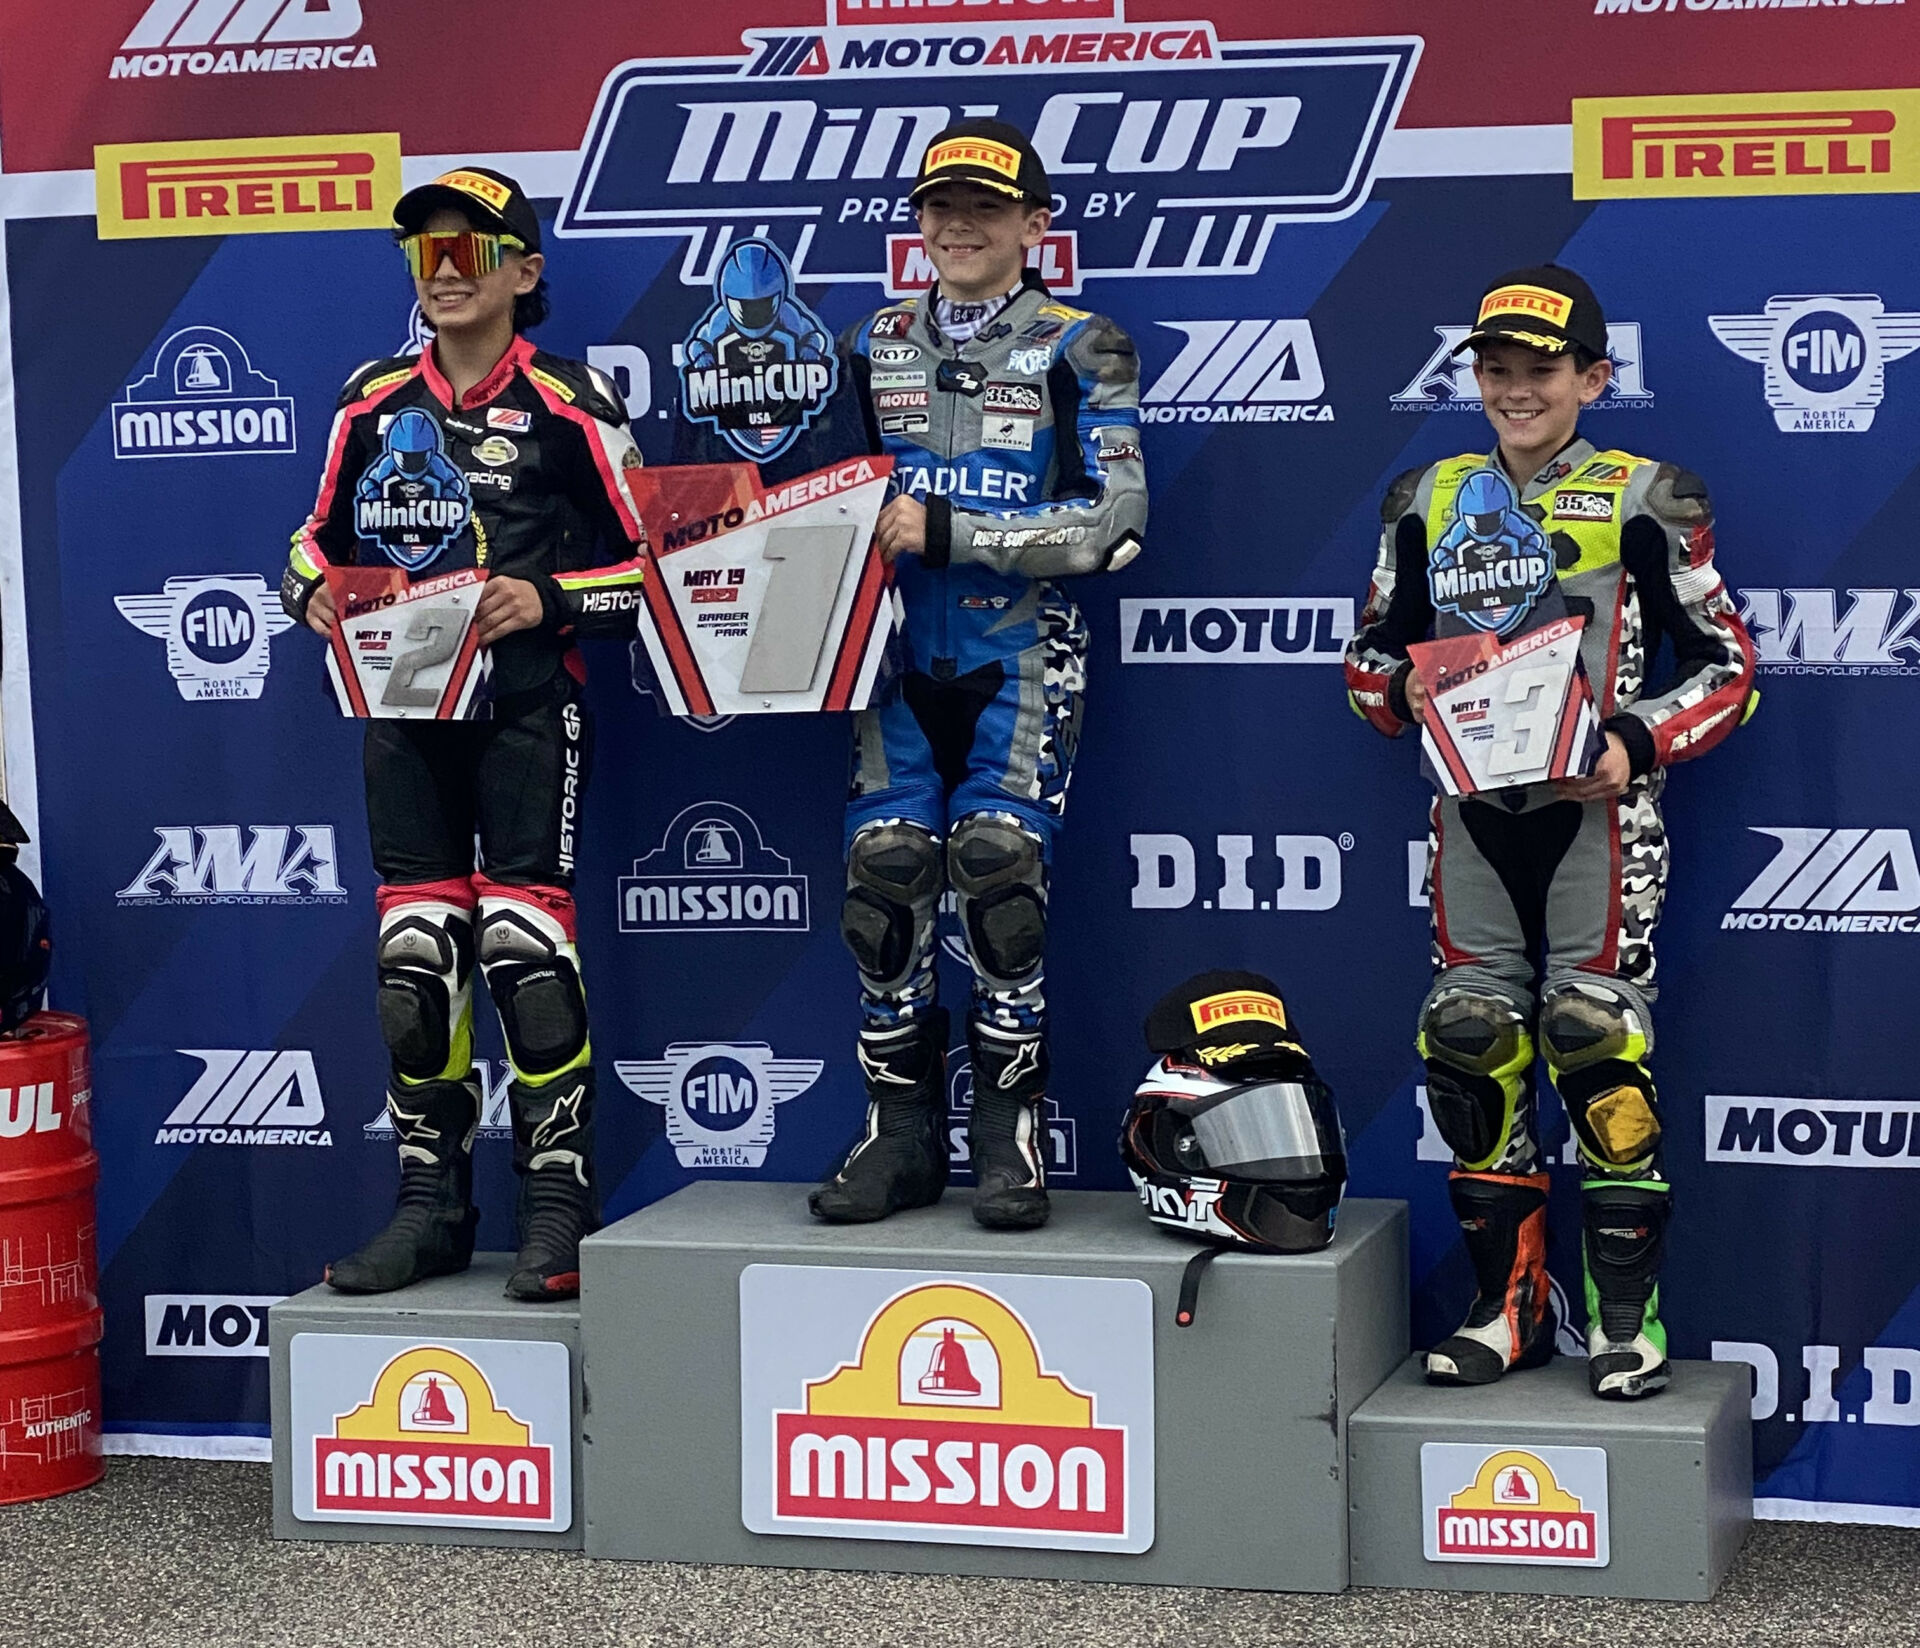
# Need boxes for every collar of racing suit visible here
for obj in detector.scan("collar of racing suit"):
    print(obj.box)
[416,332,535,411]
[1496,434,1597,503]
[918,268,1051,352]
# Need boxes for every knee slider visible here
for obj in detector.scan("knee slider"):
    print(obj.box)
[479,898,587,1080]
[841,823,940,989]
[1419,991,1531,1168]
[1541,983,1658,1168]
[948,815,1047,987]
[376,902,473,1082]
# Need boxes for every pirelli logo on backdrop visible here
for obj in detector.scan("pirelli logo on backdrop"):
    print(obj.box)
[95,134,403,239]
[1573,91,1920,199]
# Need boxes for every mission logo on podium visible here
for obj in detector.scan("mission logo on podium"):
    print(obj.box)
[740,1268,1154,1553]
[1420,1443,1610,1567]
[290,1335,571,1532]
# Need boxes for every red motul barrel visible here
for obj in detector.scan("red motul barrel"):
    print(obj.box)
[0,1011,104,1503]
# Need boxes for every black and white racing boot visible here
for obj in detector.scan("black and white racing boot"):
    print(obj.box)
[327,1078,480,1294]
[966,1020,1051,1232]
[810,1010,949,1223]
[505,1069,598,1302]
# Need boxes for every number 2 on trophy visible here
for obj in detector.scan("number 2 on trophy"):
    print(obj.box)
[381,610,470,708]
[1486,661,1571,778]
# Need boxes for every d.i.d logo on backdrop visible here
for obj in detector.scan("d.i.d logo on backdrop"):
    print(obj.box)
[112,326,297,458]
[616,1042,824,1168]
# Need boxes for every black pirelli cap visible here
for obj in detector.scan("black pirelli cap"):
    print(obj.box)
[1455,264,1608,359]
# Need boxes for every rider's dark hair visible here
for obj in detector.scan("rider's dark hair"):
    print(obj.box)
[514,279,550,333]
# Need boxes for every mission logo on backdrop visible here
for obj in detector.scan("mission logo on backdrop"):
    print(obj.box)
[112,327,296,458]
[557,13,1418,288]
[617,801,809,933]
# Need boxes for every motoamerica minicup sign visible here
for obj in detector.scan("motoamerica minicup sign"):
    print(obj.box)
[740,1266,1153,1552]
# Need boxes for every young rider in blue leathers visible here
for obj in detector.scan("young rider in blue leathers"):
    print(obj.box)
[808,120,1149,1231]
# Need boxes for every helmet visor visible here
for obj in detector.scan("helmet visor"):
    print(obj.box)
[727,294,780,332]
[1185,1078,1344,1178]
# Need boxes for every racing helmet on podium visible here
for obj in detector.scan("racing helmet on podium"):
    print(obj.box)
[1121,971,1346,1319]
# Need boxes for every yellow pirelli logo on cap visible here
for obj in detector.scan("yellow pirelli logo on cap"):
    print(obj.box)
[1190,990,1288,1034]
[95,133,402,239]
[434,169,513,211]
[1479,285,1574,328]
[1573,91,1920,200]
[926,137,1023,180]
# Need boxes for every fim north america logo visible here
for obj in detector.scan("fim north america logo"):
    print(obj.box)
[115,574,293,701]
[617,801,808,933]
[1709,293,1920,433]
[112,326,297,458]
[616,1042,824,1169]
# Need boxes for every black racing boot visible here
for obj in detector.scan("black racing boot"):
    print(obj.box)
[810,1010,949,1223]
[1426,1171,1555,1385]
[327,1078,480,1293]
[1583,1180,1672,1401]
[505,1068,598,1302]
[966,1020,1051,1232]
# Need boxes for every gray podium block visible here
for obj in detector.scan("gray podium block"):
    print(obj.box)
[580,1182,1408,1590]
[270,1254,583,1550]
[1348,1355,1751,1601]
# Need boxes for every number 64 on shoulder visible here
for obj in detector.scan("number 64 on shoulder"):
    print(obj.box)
[324,566,491,720]
[1410,617,1602,796]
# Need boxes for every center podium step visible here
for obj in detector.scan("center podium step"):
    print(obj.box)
[579,1183,1408,1591]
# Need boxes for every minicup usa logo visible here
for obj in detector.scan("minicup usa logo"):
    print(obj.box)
[741,1266,1153,1552]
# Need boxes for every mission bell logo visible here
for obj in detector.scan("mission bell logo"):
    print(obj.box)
[1421,1443,1609,1566]
[770,1282,1130,1542]
[308,1345,557,1527]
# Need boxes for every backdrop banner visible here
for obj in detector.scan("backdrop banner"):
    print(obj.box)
[3,0,1917,1525]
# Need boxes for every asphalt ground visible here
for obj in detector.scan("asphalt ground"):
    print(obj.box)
[5,1459,1917,1648]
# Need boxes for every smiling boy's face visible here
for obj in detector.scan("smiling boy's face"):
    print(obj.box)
[1471,340,1613,471]
[915,183,1050,304]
